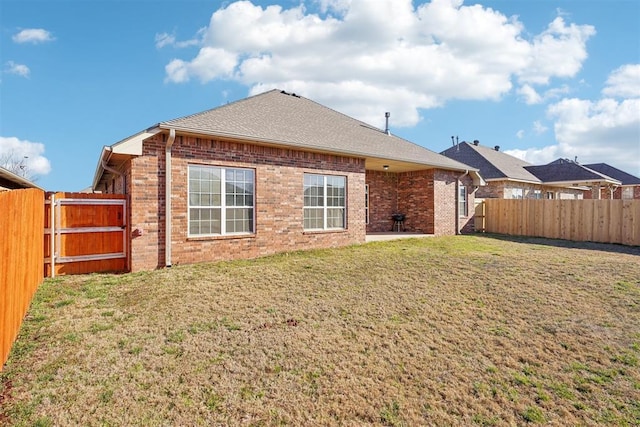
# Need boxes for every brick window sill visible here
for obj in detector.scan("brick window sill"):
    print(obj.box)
[303,229,348,236]
[187,233,256,241]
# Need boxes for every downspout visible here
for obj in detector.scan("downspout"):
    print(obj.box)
[165,128,176,267]
[456,170,469,235]
[101,156,126,193]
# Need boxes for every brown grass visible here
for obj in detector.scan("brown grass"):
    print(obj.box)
[1,235,639,426]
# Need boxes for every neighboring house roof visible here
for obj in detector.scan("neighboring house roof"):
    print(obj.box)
[94,89,484,189]
[441,142,541,183]
[0,166,43,190]
[524,159,621,186]
[583,163,640,186]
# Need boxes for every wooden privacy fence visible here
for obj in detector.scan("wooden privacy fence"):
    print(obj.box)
[45,192,128,277]
[1,188,44,371]
[481,199,640,246]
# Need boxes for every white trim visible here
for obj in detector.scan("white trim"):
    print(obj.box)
[303,173,347,231]
[187,164,256,237]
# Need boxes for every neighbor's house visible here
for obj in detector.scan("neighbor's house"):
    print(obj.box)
[524,159,622,200]
[583,163,640,200]
[92,90,484,272]
[441,141,584,199]
[0,166,42,191]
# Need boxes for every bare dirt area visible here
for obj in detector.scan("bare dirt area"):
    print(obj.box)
[1,235,639,426]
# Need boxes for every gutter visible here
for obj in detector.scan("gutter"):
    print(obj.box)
[165,128,176,267]
[157,123,478,174]
[101,152,126,193]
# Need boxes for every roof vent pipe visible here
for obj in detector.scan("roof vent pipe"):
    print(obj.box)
[494,145,500,151]
[473,140,480,146]
[385,112,391,135]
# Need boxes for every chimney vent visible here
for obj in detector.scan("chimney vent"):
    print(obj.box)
[384,112,391,135]
[473,140,479,146]
[494,145,500,151]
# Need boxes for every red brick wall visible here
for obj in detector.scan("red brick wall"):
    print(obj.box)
[128,134,366,271]
[366,169,473,235]
[365,170,398,232]
[398,170,436,234]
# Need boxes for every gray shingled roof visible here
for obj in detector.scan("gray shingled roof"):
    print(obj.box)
[441,142,541,182]
[525,159,621,184]
[160,89,473,172]
[584,163,640,185]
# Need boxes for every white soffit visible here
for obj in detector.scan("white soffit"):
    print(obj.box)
[111,128,160,155]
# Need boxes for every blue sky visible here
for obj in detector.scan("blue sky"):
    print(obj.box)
[1,0,639,191]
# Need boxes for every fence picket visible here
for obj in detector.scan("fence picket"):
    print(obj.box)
[483,199,640,246]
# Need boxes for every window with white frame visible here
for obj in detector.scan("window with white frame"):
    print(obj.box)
[459,184,468,217]
[546,191,554,199]
[188,165,254,236]
[532,189,542,199]
[622,187,634,199]
[512,188,524,199]
[304,174,346,230]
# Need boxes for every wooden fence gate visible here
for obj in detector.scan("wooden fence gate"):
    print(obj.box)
[44,192,128,277]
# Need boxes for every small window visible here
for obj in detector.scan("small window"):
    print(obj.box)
[622,187,634,199]
[546,191,554,199]
[188,165,254,236]
[459,185,468,217]
[532,189,542,199]
[304,174,346,230]
[512,188,524,199]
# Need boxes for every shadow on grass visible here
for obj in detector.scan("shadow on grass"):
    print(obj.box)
[478,233,640,256]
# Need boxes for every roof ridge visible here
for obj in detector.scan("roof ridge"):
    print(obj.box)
[161,89,281,125]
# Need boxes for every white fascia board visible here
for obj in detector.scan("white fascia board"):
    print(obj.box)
[544,178,622,187]
[469,170,486,186]
[485,177,542,185]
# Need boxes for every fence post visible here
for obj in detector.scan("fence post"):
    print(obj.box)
[50,193,56,278]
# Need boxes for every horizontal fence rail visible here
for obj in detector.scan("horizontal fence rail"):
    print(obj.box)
[45,192,128,277]
[483,199,640,246]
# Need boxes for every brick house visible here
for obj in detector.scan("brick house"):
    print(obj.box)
[441,142,587,200]
[583,163,640,200]
[524,159,622,199]
[92,90,483,272]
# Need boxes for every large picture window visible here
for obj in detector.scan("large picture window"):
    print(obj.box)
[188,165,254,236]
[304,174,346,230]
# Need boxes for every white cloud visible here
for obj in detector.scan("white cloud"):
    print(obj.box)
[5,61,30,78]
[162,0,596,127]
[155,32,177,48]
[517,17,595,85]
[506,63,640,175]
[0,136,52,176]
[509,97,640,174]
[155,29,205,49]
[516,130,524,139]
[12,28,55,44]
[602,64,640,98]
[504,145,560,165]
[532,120,548,135]
[517,84,542,105]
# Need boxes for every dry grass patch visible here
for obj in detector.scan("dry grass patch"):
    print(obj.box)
[1,235,639,426]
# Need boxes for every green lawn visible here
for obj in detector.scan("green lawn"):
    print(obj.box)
[1,235,639,426]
